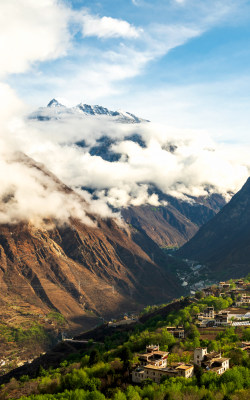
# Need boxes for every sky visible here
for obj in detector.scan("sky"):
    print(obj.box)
[1,0,250,225]
[2,0,250,144]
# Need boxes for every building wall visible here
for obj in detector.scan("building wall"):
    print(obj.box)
[221,359,229,372]
[143,368,163,383]
[132,370,145,383]
[132,366,194,383]
[177,367,194,378]
[194,348,207,365]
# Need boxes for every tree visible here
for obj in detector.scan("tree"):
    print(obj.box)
[201,393,214,400]
[113,390,127,400]
[191,306,200,316]
[195,291,204,300]
[81,355,90,368]
[89,349,101,366]
[120,345,132,371]
[242,328,250,341]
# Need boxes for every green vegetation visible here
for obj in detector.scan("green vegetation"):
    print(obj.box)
[3,363,249,400]
[46,312,67,326]
[0,278,250,400]
[0,322,50,345]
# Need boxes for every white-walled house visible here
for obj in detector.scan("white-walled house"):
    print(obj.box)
[194,348,230,375]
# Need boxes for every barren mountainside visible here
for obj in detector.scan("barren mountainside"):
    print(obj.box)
[0,156,183,336]
[178,177,250,278]
[122,192,226,248]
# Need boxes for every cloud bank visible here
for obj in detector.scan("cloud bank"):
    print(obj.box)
[0,0,71,78]
[0,150,95,227]
[0,0,105,226]
[16,105,250,212]
[0,0,250,226]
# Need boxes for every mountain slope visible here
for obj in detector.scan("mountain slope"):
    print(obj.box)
[0,155,183,335]
[122,192,225,248]
[178,177,250,278]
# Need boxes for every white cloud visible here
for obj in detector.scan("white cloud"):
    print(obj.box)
[18,109,250,213]
[0,1,105,226]
[0,144,96,226]
[20,22,201,105]
[0,0,249,226]
[0,85,96,226]
[125,77,250,143]
[81,12,142,39]
[6,0,241,109]
[0,0,72,77]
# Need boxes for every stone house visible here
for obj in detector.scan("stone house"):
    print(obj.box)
[138,345,169,367]
[214,311,230,326]
[132,363,194,383]
[236,293,250,306]
[132,345,194,383]
[166,326,185,339]
[194,348,230,375]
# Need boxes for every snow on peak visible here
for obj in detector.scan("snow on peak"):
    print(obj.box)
[30,100,148,124]
[47,98,64,108]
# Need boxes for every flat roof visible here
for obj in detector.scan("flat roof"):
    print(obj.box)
[139,351,168,358]
[176,365,193,370]
[144,364,163,370]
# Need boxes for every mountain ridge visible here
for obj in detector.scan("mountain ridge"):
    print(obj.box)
[30,98,149,124]
[177,177,250,278]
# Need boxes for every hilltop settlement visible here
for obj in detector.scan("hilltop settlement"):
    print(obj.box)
[0,276,250,400]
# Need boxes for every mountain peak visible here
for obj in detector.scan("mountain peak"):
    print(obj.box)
[47,98,64,108]
[30,100,148,124]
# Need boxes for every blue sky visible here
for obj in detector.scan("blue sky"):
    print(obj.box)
[4,0,250,143]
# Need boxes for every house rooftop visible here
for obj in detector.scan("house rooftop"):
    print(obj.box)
[145,364,163,370]
[204,352,221,360]
[134,367,144,372]
[217,357,230,362]
[153,351,169,356]
[139,351,168,357]
[176,365,193,370]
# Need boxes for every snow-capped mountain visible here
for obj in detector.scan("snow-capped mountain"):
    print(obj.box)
[27,100,233,249]
[30,98,149,124]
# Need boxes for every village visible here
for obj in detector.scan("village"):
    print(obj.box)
[132,344,232,383]
[1,278,249,383]
[131,279,250,384]
[0,277,250,400]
